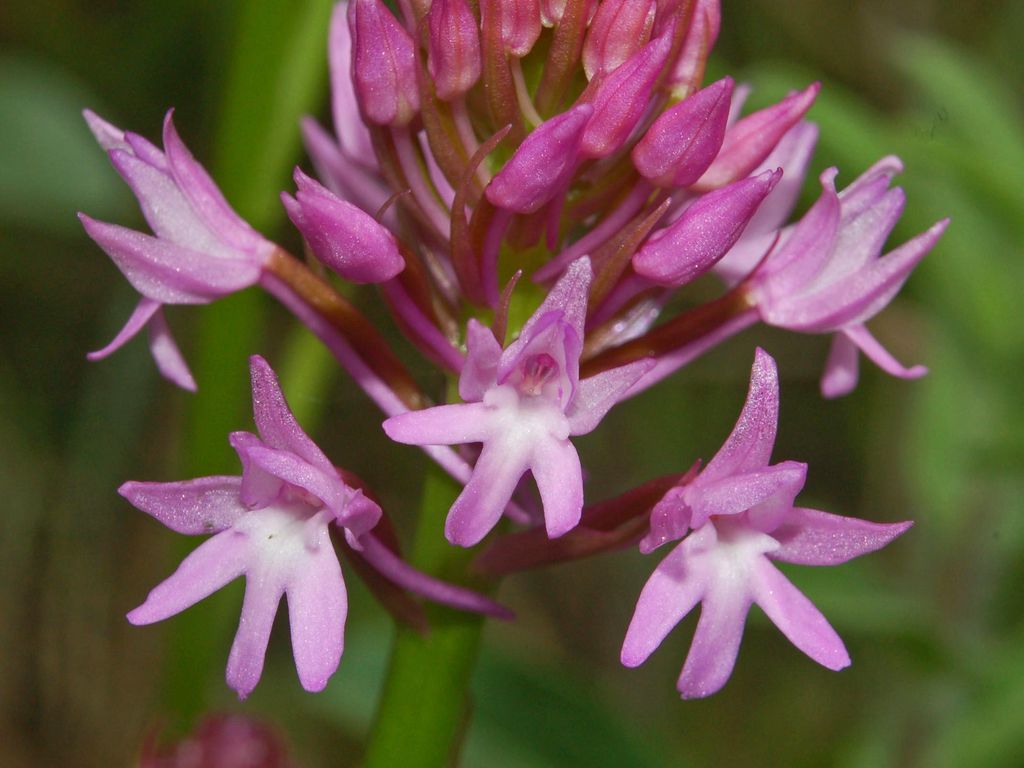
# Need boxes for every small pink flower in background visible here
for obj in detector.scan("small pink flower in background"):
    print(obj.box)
[622,349,912,697]
[79,110,276,391]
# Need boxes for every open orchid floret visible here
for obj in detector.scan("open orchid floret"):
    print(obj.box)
[385,258,654,547]
[79,110,276,391]
[747,159,949,397]
[123,356,510,699]
[622,349,912,698]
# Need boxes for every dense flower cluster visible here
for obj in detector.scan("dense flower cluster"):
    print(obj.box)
[83,0,945,701]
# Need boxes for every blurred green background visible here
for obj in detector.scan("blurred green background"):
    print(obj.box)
[2,1,1022,766]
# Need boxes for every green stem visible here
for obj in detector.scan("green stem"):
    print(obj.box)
[362,464,493,768]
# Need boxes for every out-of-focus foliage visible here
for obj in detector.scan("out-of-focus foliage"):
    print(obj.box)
[1,1,1020,767]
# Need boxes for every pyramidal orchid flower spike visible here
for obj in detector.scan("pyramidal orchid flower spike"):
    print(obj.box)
[124,356,510,699]
[622,349,913,698]
[81,0,948,751]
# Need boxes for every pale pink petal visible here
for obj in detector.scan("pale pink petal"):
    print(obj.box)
[108,149,226,254]
[700,348,779,482]
[286,539,347,692]
[79,215,260,303]
[820,332,860,399]
[127,531,247,625]
[383,402,495,446]
[566,359,655,435]
[230,431,286,507]
[621,540,707,667]
[162,111,266,254]
[242,444,350,516]
[83,109,128,151]
[148,307,197,391]
[248,356,334,472]
[119,476,247,534]
[226,578,285,699]
[87,297,161,361]
[328,2,376,161]
[459,319,503,401]
[772,507,913,566]
[842,324,928,382]
[749,557,850,670]
[530,435,584,538]
[687,461,806,529]
[676,581,751,698]
[445,442,530,546]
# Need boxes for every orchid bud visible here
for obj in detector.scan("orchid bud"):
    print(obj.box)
[664,0,722,92]
[480,0,542,58]
[633,168,782,286]
[582,0,656,79]
[581,28,674,158]
[486,103,593,214]
[283,168,404,283]
[427,0,482,100]
[350,0,420,126]
[632,77,733,187]
[695,82,819,190]
[541,0,598,27]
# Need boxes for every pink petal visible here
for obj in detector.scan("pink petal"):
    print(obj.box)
[749,557,850,670]
[790,219,948,332]
[383,402,495,446]
[757,168,841,299]
[328,2,376,161]
[621,538,708,667]
[843,324,928,382]
[530,434,584,538]
[242,444,351,517]
[700,348,779,482]
[676,579,751,698]
[426,0,482,100]
[300,117,391,218]
[445,443,531,546]
[248,355,334,473]
[516,256,592,354]
[79,215,260,303]
[108,148,226,254]
[226,578,285,699]
[459,319,503,401]
[231,431,286,508]
[162,111,266,255]
[127,530,247,625]
[687,461,806,529]
[772,507,913,566]
[566,359,655,435]
[286,539,347,692]
[820,329,861,398]
[148,307,197,391]
[582,0,656,79]
[87,297,161,361]
[119,476,247,534]
[83,109,128,151]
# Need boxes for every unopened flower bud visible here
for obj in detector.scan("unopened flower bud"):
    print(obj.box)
[581,0,656,79]
[633,168,782,286]
[581,28,674,157]
[486,103,593,214]
[283,168,404,283]
[427,0,482,100]
[351,0,420,126]
[480,0,542,58]
[695,83,819,190]
[632,77,733,187]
